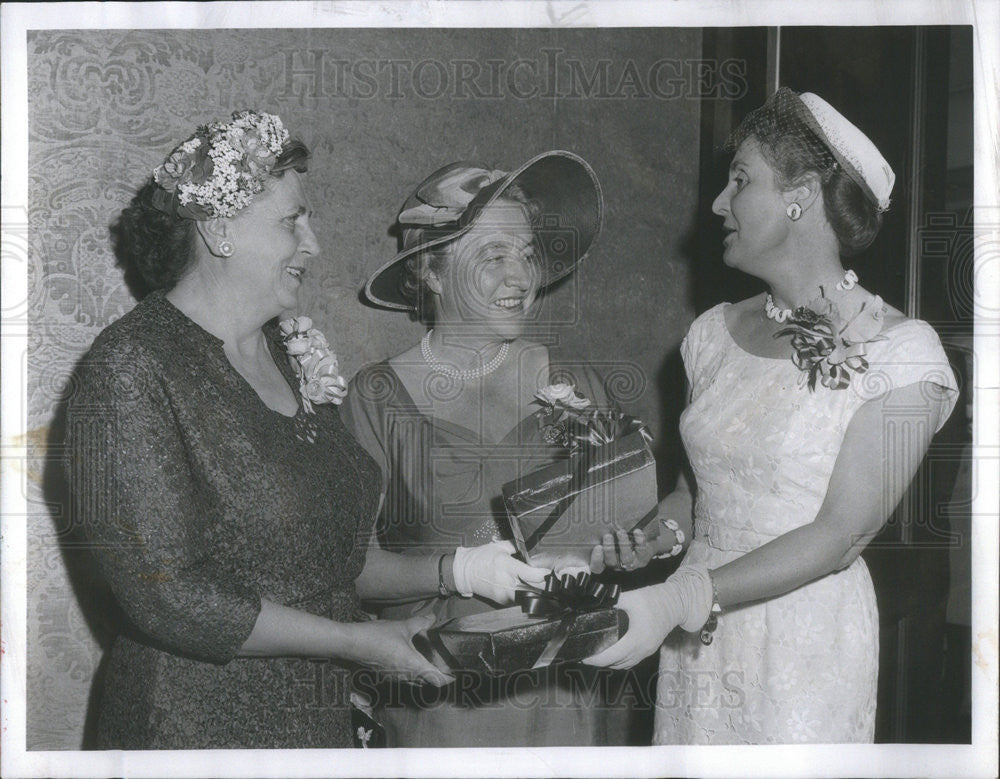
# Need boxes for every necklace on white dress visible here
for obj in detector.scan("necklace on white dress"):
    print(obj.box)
[764,269,858,323]
[420,329,510,380]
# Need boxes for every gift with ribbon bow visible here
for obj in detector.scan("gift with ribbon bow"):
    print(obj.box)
[427,571,627,675]
[503,413,658,569]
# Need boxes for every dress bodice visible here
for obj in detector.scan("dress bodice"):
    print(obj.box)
[680,303,958,553]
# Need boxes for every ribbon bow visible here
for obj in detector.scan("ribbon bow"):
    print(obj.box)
[776,320,871,392]
[398,166,507,226]
[513,571,620,669]
[516,570,620,618]
[781,326,869,391]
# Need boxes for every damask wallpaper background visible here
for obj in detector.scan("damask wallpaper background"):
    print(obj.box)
[26,28,701,748]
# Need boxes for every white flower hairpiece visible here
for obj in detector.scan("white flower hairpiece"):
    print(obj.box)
[151,110,290,220]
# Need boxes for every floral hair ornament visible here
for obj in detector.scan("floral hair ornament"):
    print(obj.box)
[151,110,289,220]
[279,316,348,414]
[774,290,888,391]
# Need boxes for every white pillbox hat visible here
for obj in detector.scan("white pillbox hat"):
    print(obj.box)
[798,91,895,212]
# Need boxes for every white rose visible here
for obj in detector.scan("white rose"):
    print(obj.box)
[284,334,311,356]
[537,383,576,404]
[536,383,591,410]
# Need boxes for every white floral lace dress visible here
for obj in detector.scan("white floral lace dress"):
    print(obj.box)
[654,303,957,745]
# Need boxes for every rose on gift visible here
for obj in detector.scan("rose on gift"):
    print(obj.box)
[533,383,649,450]
[536,383,592,410]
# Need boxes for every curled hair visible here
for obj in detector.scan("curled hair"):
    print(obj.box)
[728,88,881,256]
[110,137,310,294]
[398,183,540,321]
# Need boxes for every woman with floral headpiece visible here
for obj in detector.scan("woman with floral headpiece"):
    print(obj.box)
[341,152,640,747]
[584,88,959,744]
[67,110,461,749]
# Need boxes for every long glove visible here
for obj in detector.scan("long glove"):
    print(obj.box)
[582,564,714,670]
[452,540,549,605]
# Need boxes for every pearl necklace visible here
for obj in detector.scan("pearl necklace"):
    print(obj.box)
[765,269,858,323]
[420,329,510,380]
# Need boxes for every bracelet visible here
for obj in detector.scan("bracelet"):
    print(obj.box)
[699,571,723,645]
[437,553,453,598]
[652,517,686,560]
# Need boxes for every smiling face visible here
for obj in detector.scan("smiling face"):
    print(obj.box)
[712,138,792,276]
[433,198,540,339]
[224,170,319,317]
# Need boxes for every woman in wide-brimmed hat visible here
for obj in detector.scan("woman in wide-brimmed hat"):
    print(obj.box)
[342,151,634,747]
[584,88,959,744]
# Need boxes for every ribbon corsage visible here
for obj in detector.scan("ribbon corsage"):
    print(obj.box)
[279,315,348,413]
[514,571,620,669]
[774,292,887,391]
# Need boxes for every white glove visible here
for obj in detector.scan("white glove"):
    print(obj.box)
[582,564,714,670]
[452,540,549,605]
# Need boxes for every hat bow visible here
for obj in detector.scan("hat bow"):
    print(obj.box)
[397,166,507,226]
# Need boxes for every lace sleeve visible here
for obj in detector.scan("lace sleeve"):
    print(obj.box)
[853,319,959,432]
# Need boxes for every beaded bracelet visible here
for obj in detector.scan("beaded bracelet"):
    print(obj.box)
[652,517,686,560]
[699,572,723,645]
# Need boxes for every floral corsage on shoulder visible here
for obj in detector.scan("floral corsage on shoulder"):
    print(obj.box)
[279,316,348,413]
[775,291,888,391]
[533,383,651,451]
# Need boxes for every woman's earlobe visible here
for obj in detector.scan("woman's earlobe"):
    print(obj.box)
[786,173,822,213]
[195,218,232,258]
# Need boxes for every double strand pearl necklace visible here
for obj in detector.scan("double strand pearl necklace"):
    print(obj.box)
[764,269,858,323]
[420,329,510,380]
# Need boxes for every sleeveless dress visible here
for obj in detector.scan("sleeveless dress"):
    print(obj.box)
[654,303,958,745]
[341,359,633,747]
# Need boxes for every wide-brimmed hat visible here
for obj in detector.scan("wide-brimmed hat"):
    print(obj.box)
[364,150,603,311]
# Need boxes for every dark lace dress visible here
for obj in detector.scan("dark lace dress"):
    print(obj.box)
[66,292,382,749]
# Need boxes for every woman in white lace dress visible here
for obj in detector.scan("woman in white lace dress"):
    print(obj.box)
[584,88,957,744]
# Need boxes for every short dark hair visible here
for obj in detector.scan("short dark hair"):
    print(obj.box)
[729,89,882,257]
[398,184,540,321]
[110,137,310,294]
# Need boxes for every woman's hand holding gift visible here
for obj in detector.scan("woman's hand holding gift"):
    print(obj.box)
[582,565,714,670]
[346,614,454,686]
[589,526,656,573]
[452,540,549,605]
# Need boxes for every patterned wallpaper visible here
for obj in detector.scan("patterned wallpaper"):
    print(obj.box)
[26,28,701,748]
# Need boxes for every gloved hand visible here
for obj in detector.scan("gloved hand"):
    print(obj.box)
[452,540,549,605]
[582,564,714,670]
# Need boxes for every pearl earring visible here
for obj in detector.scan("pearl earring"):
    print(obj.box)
[786,203,802,221]
[218,241,234,257]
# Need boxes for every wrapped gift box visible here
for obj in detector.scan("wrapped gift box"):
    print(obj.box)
[502,429,658,568]
[429,605,627,676]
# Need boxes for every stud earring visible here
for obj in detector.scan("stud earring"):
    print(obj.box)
[786,203,802,221]
[218,241,234,257]
[836,269,859,291]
